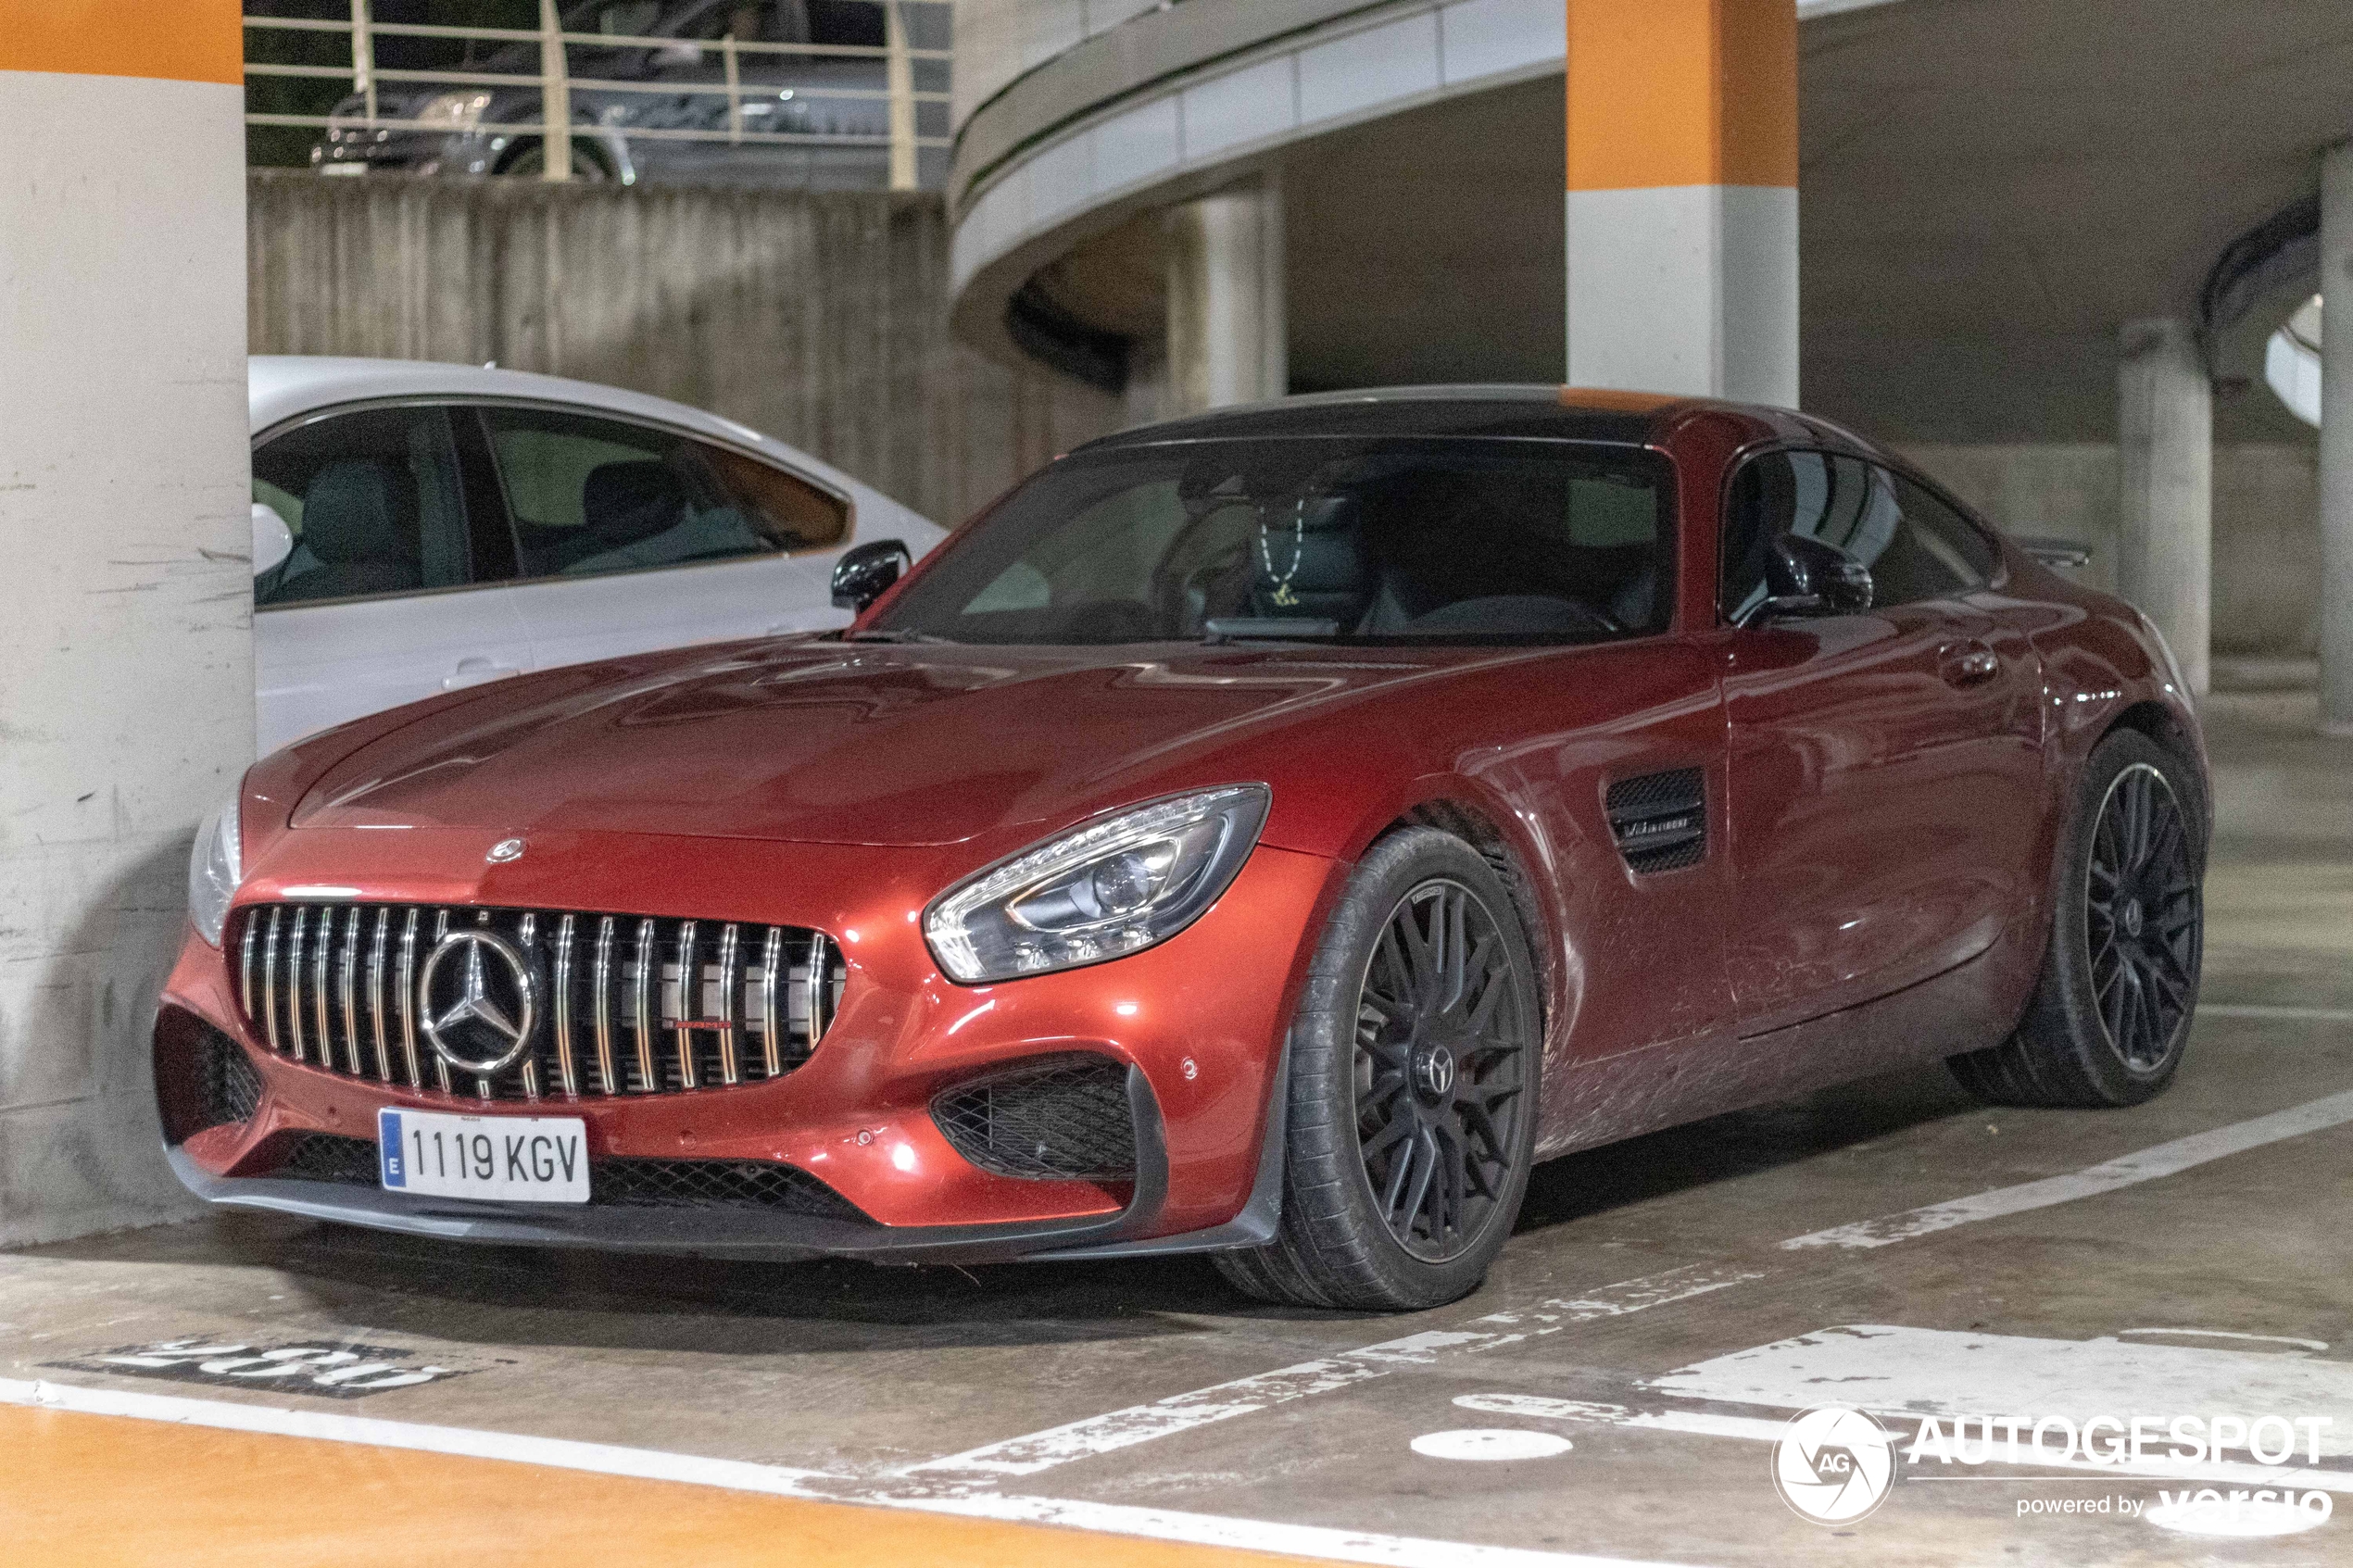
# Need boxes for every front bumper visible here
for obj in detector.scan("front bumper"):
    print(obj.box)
[156,830,1339,1262]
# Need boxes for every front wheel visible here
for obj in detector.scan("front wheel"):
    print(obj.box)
[1949,729,2206,1107]
[1216,828,1541,1311]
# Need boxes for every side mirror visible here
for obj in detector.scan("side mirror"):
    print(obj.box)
[2016,534,2093,569]
[831,537,912,613]
[1745,533,1872,625]
[252,501,295,578]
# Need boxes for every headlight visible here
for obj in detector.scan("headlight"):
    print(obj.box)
[413,90,494,131]
[186,784,245,947]
[925,785,1270,984]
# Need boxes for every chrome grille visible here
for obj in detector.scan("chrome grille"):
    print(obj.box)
[233,903,845,1102]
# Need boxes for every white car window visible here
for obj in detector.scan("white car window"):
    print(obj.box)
[252,406,481,608]
[475,405,848,582]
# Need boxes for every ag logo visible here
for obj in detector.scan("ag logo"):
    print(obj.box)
[1772,1405,1895,1525]
[417,929,537,1076]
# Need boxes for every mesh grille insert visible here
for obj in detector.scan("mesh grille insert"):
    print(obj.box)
[275,1133,384,1186]
[932,1056,1136,1181]
[591,1159,868,1219]
[196,1030,264,1132]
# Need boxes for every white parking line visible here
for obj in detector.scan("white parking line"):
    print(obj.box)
[2199,1004,2353,1022]
[902,1262,1760,1478]
[1780,1088,2353,1249]
[916,1088,2353,1478]
[0,1377,1709,1568]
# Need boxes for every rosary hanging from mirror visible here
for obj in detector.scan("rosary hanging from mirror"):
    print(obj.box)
[1259,499,1307,608]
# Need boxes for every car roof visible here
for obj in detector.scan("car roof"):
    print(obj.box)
[1076,385,1692,450]
[245,356,878,502]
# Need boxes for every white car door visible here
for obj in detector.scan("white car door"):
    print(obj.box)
[251,403,534,754]
[461,402,850,672]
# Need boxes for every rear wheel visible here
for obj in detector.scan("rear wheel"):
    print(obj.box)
[498,137,617,182]
[1215,828,1540,1311]
[1949,729,2205,1108]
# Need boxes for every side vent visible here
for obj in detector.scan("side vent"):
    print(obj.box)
[1605,768,1707,874]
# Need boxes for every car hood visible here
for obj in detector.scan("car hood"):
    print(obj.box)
[290,640,1458,848]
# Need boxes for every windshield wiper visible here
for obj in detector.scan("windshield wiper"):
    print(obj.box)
[1202,618,1345,646]
[842,629,951,644]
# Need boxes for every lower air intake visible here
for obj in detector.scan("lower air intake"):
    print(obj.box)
[931,1056,1136,1181]
[258,1134,866,1220]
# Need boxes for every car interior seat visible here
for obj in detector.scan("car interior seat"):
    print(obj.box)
[1355,474,1619,638]
[557,459,692,571]
[282,458,424,600]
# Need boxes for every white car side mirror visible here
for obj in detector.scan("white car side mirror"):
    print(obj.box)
[252,501,294,577]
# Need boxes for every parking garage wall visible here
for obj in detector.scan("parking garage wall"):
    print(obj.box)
[1902,443,2322,668]
[245,171,1121,528]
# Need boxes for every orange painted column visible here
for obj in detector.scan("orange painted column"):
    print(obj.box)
[0,3,254,1241]
[1565,0,1799,405]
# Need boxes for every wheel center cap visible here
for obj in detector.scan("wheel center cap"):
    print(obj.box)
[1413,1044,1456,1099]
[2120,898,2145,940]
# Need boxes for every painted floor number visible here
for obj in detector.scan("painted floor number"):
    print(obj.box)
[51,1336,464,1399]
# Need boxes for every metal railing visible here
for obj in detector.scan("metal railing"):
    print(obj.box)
[245,1,950,190]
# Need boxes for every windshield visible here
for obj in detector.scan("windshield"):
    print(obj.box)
[869,436,1676,646]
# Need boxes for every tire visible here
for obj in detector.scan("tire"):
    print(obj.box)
[498,137,616,182]
[1215,827,1542,1311]
[1949,729,2206,1108]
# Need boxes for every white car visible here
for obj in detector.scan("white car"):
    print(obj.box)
[248,357,945,753]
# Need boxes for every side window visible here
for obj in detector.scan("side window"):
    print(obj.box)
[475,407,848,582]
[1887,475,1998,596]
[1722,452,1991,621]
[252,406,474,608]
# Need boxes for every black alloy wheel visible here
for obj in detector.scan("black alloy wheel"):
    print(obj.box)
[1353,878,1529,1262]
[1948,728,2206,1109]
[2085,761,2200,1072]
[1214,826,1541,1311]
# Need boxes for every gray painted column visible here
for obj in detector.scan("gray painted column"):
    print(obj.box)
[2322,145,2353,733]
[1165,177,1286,416]
[2117,318,2213,699]
[0,62,250,1244]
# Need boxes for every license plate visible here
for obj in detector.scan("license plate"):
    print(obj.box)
[377,1108,589,1204]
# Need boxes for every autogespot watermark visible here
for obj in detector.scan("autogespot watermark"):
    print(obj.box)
[1772,1405,2337,1532]
[1772,1405,1898,1524]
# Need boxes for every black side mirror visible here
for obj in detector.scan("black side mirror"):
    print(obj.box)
[1743,533,1873,625]
[831,538,912,613]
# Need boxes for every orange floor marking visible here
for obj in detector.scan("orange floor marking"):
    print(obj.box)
[0,1404,1314,1568]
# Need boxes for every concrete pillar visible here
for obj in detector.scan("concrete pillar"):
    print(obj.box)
[1165,177,1286,416]
[2117,319,2214,699]
[1565,0,1799,406]
[2321,144,2353,733]
[0,8,253,1243]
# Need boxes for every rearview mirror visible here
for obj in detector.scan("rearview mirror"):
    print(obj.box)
[1744,533,1873,625]
[831,537,912,613]
[252,501,295,578]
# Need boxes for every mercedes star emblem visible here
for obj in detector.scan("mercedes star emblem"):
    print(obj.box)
[486,837,526,864]
[416,929,538,1077]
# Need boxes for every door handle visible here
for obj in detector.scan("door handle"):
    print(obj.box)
[1939,641,2000,687]
[443,658,522,691]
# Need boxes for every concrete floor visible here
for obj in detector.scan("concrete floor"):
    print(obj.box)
[4,691,2349,1567]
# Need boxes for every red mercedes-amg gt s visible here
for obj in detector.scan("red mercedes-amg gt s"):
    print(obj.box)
[157,388,2208,1310]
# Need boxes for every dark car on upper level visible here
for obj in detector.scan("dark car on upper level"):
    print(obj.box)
[157,387,2208,1311]
[310,0,946,189]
